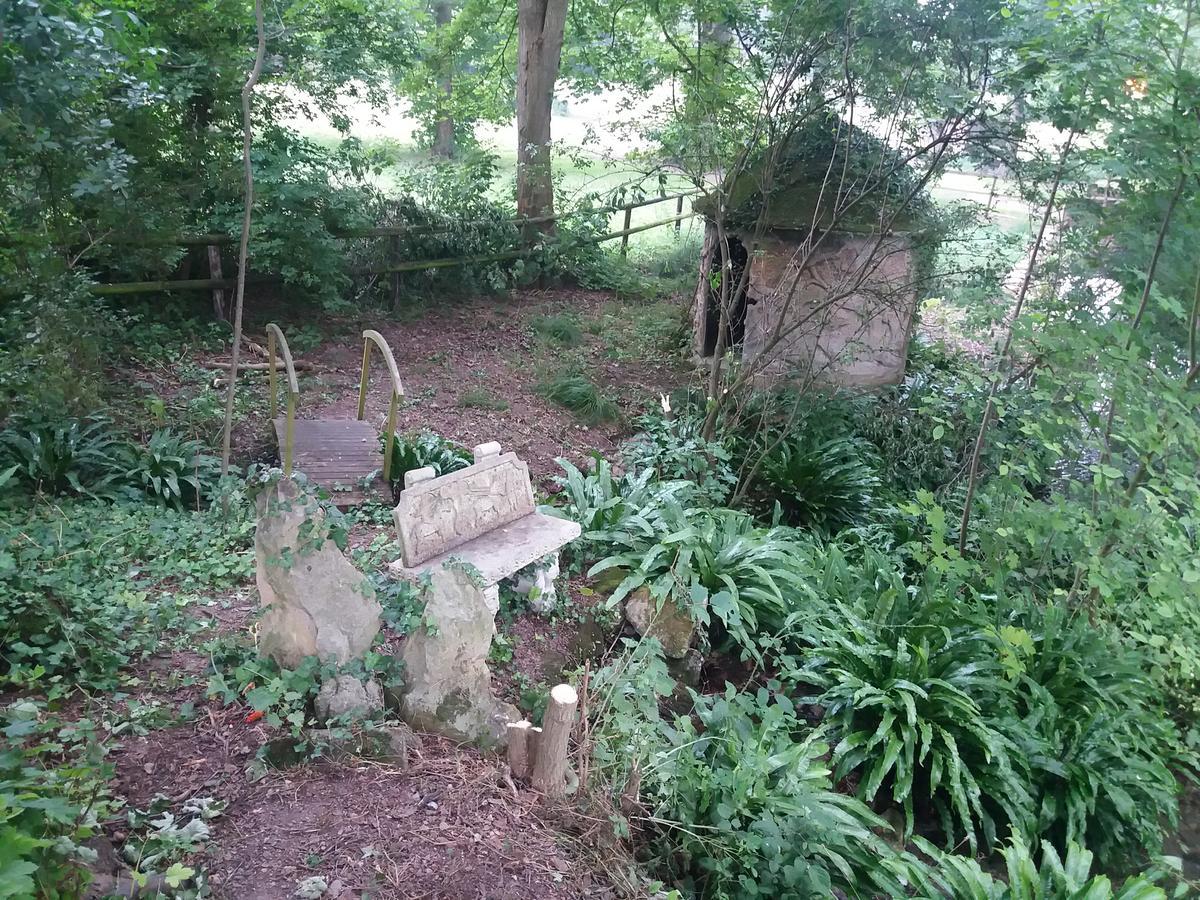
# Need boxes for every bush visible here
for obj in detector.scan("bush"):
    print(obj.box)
[645,685,917,898]
[795,559,1035,852]
[385,431,472,494]
[0,702,112,898]
[532,314,584,346]
[913,834,1172,899]
[588,499,819,659]
[1005,605,1182,865]
[117,428,224,510]
[0,415,125,499]
[622,410,737,506]
[758,434,880,533]
[538,372,620,424]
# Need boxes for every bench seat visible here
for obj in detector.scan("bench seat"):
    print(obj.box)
[389,511,580,585]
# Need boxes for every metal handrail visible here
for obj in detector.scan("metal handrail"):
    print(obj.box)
[265,323,300,475]
[357,330,406,482]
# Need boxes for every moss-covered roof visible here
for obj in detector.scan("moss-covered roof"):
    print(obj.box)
[696,116,936,234]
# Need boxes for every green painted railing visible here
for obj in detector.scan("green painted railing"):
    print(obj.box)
[265,323,300,475]
[357,330,406,482]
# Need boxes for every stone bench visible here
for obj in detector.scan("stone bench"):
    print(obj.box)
[388,441,579,595]
[388,442,580,746]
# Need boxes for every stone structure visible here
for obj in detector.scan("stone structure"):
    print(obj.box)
[314,674,384,724]
[255,478,381,668]
[692,119,938,388]
[389,442,580,746]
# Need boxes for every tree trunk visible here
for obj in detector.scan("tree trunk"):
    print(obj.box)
[515,0,567,241]
[431,0,456,159]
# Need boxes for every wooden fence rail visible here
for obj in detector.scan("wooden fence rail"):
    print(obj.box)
[87,193,699,297]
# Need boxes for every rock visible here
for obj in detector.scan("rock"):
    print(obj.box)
[399,563,519,747]
[667,648,703,688]
[308,723,422,769]
[314,675,383,724]
[294,876,328,899]
[625,587,696,659]
[255,479,381,668]
[512,555,561,614]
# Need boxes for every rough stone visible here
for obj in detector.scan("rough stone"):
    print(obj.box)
[399,563,519,747]
[625,587,696,659]
[312,724,421,768]
[667,648,704,688]
[314,675,383,725]
[512,555,561,614]
[255,479,381,669]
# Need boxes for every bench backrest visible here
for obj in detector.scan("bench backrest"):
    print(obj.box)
[393,442,535,567]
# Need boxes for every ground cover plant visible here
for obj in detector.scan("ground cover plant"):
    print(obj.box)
[4,0,1200,894]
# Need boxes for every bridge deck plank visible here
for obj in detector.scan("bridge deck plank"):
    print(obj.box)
[272,418,390,507]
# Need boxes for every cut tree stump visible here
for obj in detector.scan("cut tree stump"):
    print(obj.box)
[531,683,577,799]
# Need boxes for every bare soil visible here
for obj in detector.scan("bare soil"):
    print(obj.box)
[100,288,687,898]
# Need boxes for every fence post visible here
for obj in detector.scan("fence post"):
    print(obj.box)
[675,195,685,234]
[620,206,633,258]
[207,244,226,321]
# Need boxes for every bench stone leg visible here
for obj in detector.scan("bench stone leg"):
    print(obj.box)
[513,555,561,615]
[399,564,518,748]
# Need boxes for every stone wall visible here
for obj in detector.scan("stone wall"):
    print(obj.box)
[694,224,918,388]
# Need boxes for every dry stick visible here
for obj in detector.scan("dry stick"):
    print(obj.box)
[220,0,267,475]
[957,131,1076,554]
[532,683,578,800]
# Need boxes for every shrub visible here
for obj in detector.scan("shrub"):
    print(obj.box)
[385,431,472,492]
[757,434,880,534]
[647,686,917,898]
[1005,605,1182,865]
[622,410,737,506]
[532,314,584,346]
[538,372,620,424]
[795,561,1035,852]
[588,500,819,659]
[0,415,124,499]
[0,702,112,898]
[117,428,224,509]
[912,834,1171,899]
[547,456,694,564]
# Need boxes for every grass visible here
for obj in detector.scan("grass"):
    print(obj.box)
[458,387,509,411]
[538,371,620,424]
[532,314,584,347]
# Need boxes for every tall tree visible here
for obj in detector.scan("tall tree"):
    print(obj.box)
[515,0,566,238]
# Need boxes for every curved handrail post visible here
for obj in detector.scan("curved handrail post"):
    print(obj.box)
[265,323,301,475]
[358,330,406,483]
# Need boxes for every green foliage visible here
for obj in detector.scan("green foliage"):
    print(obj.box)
[1005,606,1182,865]
[117,429,224,510]
[0,701,112,899]
[588,501,818,659]
[913,834,1174,900]
[0,498,253,692]
[385,431,471,492]
[758,434,880,533]
[532,314,584,347]
[622,411,737,506]
[0,415,124,499]
[539,372,620,424]
[457,387,508,410]
[630,677,917,898]
[796,562,1034,852]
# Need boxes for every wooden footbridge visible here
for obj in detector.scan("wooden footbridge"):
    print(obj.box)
[264,323,405,506]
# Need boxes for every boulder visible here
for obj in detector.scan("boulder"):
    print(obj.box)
[399,563,519,747]
[625,587,696,659]
[255,479,381,668]
[314,675,383,724]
